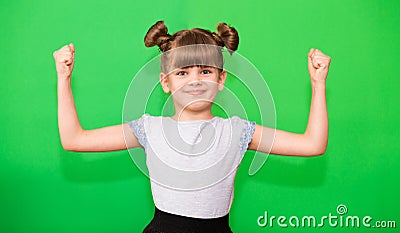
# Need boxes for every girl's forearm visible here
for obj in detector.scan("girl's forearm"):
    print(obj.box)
[57,77,84,149]
[304,80,328,154]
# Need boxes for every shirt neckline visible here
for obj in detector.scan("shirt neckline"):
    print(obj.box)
[164,116,219,124]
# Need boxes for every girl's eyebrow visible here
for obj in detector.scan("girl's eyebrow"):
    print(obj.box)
[195,65,216,69]
[176,66,191,70]
[196,65,216,68]
[175,65,216,71]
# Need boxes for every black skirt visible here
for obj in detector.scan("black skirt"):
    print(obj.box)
[142,206,233,233]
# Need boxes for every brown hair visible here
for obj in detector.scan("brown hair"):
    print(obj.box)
[144,21,239,74]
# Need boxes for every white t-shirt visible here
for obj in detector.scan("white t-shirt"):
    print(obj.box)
[129,114,255,219]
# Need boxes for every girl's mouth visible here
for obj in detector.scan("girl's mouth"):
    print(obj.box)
[186,89,206,96]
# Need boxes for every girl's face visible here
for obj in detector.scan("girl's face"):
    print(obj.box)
[160,65,227,113]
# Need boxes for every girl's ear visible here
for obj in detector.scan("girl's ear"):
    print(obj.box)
[218,70,227,91]
[160,73,170,93]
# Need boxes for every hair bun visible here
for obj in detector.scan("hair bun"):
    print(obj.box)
[216,22,239,53]
[211,32,225,47]
[144,20,172,51]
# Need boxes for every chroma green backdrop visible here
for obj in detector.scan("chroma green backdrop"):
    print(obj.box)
[1,0,399,232]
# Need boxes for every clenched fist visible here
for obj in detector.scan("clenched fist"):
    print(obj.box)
[308,48,331,83]
[53,43,75,79]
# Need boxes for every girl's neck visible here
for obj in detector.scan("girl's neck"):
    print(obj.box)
[170,110,214,122]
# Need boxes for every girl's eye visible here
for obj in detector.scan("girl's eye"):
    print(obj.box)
[201,69,211,75]
[177,71,187,76]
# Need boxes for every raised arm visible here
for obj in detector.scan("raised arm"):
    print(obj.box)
[54,43,142,152]
[248,48,331,156]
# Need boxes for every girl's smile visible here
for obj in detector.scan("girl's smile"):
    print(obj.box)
[185,89,207,96]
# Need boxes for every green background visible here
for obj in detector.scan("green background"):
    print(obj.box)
[1,0,399,232]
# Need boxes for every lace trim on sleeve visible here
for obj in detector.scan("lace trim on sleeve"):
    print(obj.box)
[128,115,147,149]
[240,120,256,155]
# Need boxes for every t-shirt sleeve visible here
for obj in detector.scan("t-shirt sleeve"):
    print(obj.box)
[128,114,149,149]
[239,119,256,155]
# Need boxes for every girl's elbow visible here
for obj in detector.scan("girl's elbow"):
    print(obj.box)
[304,135,328,156]
[60,138,81,152]
[61,141,76,152]
[60,138,71,151]
[309,144,327,156]
[311,150,326,156]
[60,130,86,152]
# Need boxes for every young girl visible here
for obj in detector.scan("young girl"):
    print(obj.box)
[54,21,331,233]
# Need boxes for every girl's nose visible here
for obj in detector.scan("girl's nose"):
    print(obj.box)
[188,79,202,87]
[188,72,202,84]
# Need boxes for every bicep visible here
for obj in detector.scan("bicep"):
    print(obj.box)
[248,124,319,156]
[65,123,143,152]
